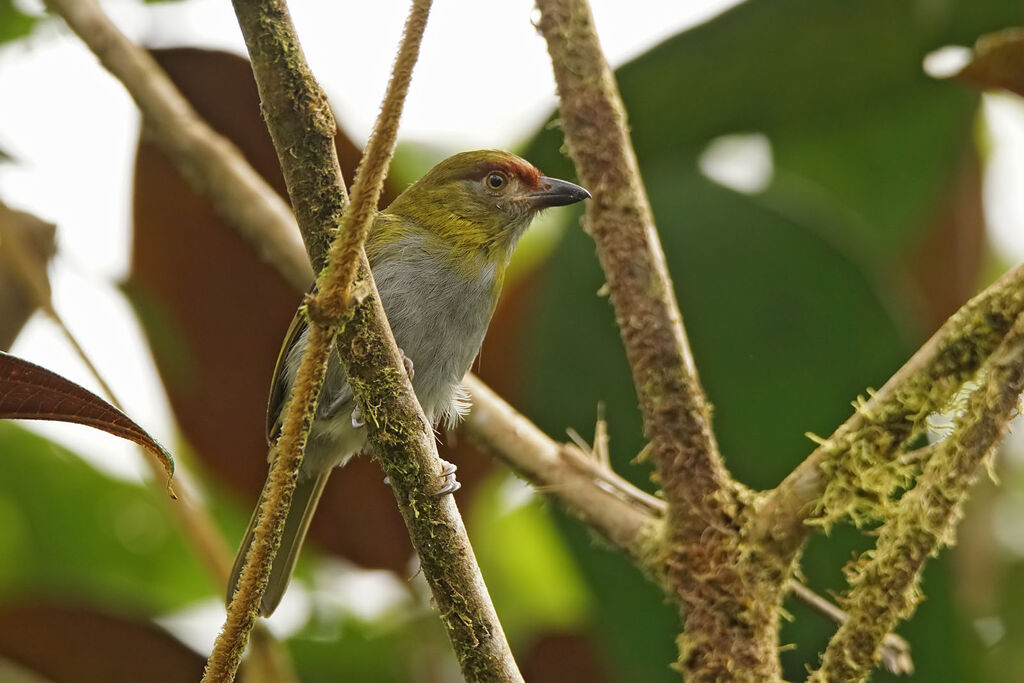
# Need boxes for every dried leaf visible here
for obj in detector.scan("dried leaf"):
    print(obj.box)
[0,200,56,350]
[956,27,1024,98]
[0,352,175,494]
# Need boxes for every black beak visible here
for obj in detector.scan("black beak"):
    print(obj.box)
[529,176,591,208]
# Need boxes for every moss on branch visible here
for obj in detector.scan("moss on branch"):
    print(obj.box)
[809,310,1024,682]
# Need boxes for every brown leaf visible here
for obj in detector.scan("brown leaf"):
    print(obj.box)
[0,352,174,493]
[0,201,56,351]
[956,27,1024,98]
[0,602,206,683]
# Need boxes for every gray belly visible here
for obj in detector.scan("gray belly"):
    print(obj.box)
[289,248,496,476]
[374,253,496,424]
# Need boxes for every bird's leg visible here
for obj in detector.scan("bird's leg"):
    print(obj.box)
[434,459,460,495]
[398,347,414,382]
[382,459,460,495]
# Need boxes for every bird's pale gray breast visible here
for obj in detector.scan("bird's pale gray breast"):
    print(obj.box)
[282,232,497,476]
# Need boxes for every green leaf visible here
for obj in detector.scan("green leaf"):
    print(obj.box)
[0,0,37,45]
[0,422,210,611]
[468,473,591,642]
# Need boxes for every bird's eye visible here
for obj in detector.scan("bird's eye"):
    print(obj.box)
[485,172,507,191]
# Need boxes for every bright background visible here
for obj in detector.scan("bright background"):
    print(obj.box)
[2,0,1024,681]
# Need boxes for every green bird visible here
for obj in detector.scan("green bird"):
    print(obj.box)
[228,149,590,616]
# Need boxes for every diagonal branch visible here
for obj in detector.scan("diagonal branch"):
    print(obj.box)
[206,1,523,681]
[533,0,733,535]
[43,0,312,292]
[756,262,1024,559]
[809,309,1024,682]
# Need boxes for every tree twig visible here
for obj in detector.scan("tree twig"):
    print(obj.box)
[1,159,294,683]
[787,582,913,676]
[534,0,731,536]
[809,310,1024,682]
[208,1,523,681]
[535,1,793,678]
[43,0,312,292]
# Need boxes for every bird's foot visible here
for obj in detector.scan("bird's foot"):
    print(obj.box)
[435,459,460,496]
[382,460,460,495]
[398,348,414,382]
[351,405,365,429]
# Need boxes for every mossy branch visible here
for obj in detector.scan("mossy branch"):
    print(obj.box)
[757,262,1024,559]
[808,310,1024,682]
[207,0,524,681]
[534,0,733,536]
[535,1,792,679]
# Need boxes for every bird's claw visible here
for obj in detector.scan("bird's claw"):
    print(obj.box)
[382,460,460,495]
[351,405,365,429]
[398,348,414,382]
[435,459,460,496]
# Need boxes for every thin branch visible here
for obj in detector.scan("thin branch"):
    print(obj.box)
[756,262,1024,559]
[787,582,913,676]
[43,0,312,292]
[1,157,293,683]
[535,1,788,678]
[209,1,523,681]
[809,310,1024,682]
[463,375,914,675]
[534,0,733,532]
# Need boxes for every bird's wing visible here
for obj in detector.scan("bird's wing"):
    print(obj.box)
[266,302,308,445]
[266,290,355,445]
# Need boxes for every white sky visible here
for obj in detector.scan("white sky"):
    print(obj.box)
[1,0,1023,483]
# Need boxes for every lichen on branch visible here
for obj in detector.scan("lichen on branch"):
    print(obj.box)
[758,262,1024,558]
[809,310,1024,682]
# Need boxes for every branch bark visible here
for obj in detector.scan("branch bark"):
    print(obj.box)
[809,309,1024,682]
[206,1,523,681]
[535,1,789,678]
[534,0,732,535]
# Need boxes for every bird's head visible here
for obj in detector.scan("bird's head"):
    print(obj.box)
[383,150,590,263]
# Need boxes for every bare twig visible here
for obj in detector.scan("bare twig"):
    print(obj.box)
[43,0,312,292]
[2,202,238,577]
[809,310,1024,682]
[787,582,913,676]
[0,202,56,351]
[209,1,523,681]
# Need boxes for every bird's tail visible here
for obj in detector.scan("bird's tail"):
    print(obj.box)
[227,470,331,617]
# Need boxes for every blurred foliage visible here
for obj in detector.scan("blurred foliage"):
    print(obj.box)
[2,0,1024,681]
[521,0,1024,681]
[0,422,210,611]
[0,0,37,45]
[956,27,1024,98]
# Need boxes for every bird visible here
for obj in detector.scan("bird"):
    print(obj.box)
[227,149,590,616]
